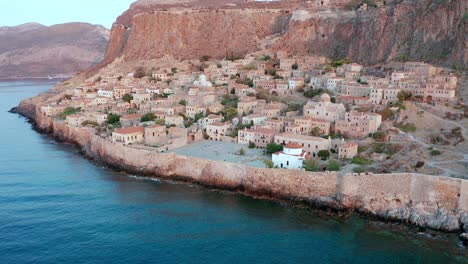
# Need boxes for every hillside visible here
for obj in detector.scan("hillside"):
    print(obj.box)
[0,22,109,79]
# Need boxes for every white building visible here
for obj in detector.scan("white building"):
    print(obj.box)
[97,89,114,98]
[272,142,310,170]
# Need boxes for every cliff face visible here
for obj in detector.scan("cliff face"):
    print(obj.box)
[95,0,466,73]
[0,22,109,79]
[277,0,467,67]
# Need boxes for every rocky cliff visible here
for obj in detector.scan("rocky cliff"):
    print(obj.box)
[92,0,466,76]
[0,22,109,79]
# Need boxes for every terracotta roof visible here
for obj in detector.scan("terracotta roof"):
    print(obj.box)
[114,126,144,135]
[285,142,302,149]
[121,114,143,120]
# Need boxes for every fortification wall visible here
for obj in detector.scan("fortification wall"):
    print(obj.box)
[35,112,468,232]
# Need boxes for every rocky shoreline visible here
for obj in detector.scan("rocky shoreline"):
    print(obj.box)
[10,102,468,240]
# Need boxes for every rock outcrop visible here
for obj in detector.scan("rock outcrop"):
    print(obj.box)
[89,0,466,77]
[0,22,109,79]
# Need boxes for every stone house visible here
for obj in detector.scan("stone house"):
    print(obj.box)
[112,126,145,145]
[66,114,87,127]
[206,122,233,141]
[237,126,276,148]
[238,98,258,115]
[144,124,167,145]
[338,142,358,159]
[120,114,143,127]
[198,114,224,129]
[303,94,346,123]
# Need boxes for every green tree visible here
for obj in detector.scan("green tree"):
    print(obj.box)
[261,55,271,61]
[327,159,341,171]
[397,90,412,102]
[230,88,236,95]
[266,143,283,155]
[222,107,238,122]
[141,113,156,122]
[292,63,298,70]
[122,93,133,103]
[303,159,320,172]
[311,126,321,136]
[248,142,256,149]
[107,113,120,124]
[318,150,330,160]
[179,99,187,106]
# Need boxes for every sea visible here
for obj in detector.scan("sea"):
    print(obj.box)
[0,81,466,263]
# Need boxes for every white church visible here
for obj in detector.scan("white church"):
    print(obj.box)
[272,143,310,170]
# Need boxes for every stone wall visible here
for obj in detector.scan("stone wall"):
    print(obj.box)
[35,111,468,232]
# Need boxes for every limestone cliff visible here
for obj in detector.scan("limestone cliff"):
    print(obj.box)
[89,0,466,77]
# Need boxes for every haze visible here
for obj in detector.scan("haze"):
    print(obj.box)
[0,0,135,28]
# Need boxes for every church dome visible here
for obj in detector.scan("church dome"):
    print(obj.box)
[320,93,331,102]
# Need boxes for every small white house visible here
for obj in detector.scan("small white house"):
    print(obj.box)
[272,142,310,169]
[97,89,114,98]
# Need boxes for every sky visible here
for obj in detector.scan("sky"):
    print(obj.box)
[0,0,136,29]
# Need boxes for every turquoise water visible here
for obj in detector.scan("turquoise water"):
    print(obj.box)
[0,81,466,263]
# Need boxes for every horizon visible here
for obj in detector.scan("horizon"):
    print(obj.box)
[0,0,136,29]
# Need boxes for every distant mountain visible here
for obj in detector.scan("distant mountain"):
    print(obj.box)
[0,22,109,79]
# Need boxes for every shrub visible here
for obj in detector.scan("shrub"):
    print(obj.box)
[303,159,320,172]
[107,113,120,124]
[266,143,283,155]
[200,55,210,62]
[318,150,330,160]
[327,160,341,171]
[372,131,387,142]
[378,107,393,121]
[261,55,271,61]
[352,156,372,166]
[331,58,351,67]
[304,89,326,98]
[141,113,156,122]
[133,67,146,78]
[352,166,367,173]
[430,150,442,156]
[292,63,298,70]
[372,143,384,153]
[239,148,246,156]
[248,142,256,149]
[396,122,416,133]
[179,100,187,106]
[263,159,274,168]
[61,107,81,117]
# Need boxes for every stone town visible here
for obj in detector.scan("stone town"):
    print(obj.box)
[39,51,459,172]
